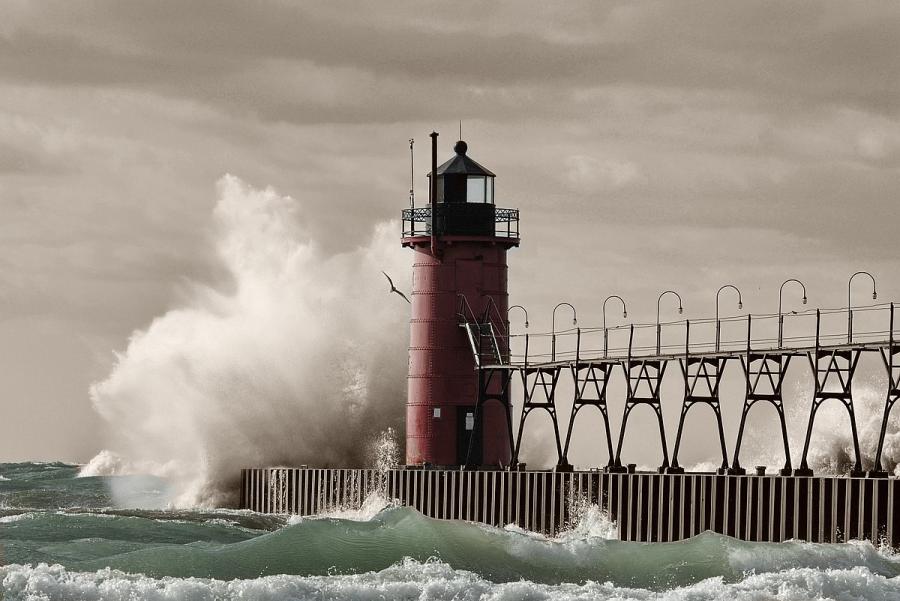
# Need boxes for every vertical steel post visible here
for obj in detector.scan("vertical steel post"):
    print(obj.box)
[849,308,853,344]
[576,328,581,364]
[409,138,415,209]
[816,309,821,349]
[716,318,721,352]
[524,333,529,367]
[429,131,438,258]
[778,313,784,348]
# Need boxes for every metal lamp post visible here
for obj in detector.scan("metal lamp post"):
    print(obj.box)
[656,291,683,354]
[715,285,743,352]
[552,302,577,362]
[602,295,627,357]
[847,271,877,343]
[778,279,807,348]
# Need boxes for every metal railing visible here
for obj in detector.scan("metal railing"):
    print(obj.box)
[496,301,900,367]
[401,206,519,238]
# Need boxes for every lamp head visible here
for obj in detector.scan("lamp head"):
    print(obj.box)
[678,306,684,314]
[738,301,743,310]
[524,321,529,329]
[802,296,808,305]
[873,291,878,300]
[622,310,628,318]
[572,318,578,325]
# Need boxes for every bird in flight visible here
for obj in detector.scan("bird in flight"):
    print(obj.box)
[382,271,410,304]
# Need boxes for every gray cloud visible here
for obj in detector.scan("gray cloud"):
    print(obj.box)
[3,2,898,125]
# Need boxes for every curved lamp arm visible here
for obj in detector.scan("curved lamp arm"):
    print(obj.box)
[552,302,577,334]
[716,284,743,321]
[778,278,808,347]
[656,290,683,325]
[848,271,877,307]
[602,295,627,330]
[847,271,877,343]
[508,304,529,329]
[778,279,808,316]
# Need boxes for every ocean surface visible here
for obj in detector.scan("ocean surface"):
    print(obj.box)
[1,462,900,600]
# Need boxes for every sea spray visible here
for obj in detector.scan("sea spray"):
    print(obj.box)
[735,376,899,474]
[85,176,409,507]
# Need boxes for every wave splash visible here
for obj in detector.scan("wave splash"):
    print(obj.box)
[84,176,408,507]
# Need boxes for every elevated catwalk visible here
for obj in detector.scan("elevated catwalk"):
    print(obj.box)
[240,468,899,545]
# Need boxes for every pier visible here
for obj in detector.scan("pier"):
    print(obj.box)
[240,300,900,546]
[241,468,899,544]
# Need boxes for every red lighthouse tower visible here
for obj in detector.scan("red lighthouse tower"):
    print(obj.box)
[401,134,519,467]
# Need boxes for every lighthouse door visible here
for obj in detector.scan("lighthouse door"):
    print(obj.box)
[457,406,483,465]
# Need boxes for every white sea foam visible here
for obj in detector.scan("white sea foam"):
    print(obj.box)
[0,475,9,481]
[555,495,618,541]
[86,176,408,508]
[3,560,900,601]
[0,513,35,523]
[289,491,395,524]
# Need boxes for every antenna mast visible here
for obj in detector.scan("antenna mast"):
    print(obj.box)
[409,138,415,208]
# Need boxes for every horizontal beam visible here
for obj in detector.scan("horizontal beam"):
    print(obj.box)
[483,340,894,370]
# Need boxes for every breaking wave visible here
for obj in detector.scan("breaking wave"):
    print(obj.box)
[84,176,409,507]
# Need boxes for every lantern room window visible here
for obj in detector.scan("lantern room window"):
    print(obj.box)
[466,176,494,204]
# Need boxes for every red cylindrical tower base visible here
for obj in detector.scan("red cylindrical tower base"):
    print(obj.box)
[403,235,516,467]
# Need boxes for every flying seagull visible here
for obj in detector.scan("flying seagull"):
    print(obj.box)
[382,271,410,304]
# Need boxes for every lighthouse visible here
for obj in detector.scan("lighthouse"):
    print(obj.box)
[401,134,519,467]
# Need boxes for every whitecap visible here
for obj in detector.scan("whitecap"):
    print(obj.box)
[2,559,900,601]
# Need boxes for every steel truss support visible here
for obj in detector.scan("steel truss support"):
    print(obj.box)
[734,353,793,475]
[797,312,864,476]
[511,366,565,467]
[466,366,516,468]
[612,327,670,472]
[873,346,900,475]
[561,361,618,468]
[873,304,899,476]
[670,321,730,473]
[733,316,793,475]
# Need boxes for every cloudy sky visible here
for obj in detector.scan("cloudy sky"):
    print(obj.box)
[2,1,900,464]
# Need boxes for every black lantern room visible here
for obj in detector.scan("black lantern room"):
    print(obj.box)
[428,141,497,236]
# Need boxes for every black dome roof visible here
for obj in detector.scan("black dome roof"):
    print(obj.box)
[430,140,495,177]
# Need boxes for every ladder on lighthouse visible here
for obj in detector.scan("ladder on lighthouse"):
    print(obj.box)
[457,295,504,367]
[456,295,516,467]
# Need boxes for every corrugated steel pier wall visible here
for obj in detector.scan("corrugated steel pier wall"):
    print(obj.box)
[240,468,898,545]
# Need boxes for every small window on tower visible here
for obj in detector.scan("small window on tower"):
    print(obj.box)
[433,408,441,418]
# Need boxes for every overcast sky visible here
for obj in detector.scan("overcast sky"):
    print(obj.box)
[2,1,900,464]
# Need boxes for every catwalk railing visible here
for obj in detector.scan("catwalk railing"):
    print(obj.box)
[461,302,900,478]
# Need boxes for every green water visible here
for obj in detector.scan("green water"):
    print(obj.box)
[1,462,899,600]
